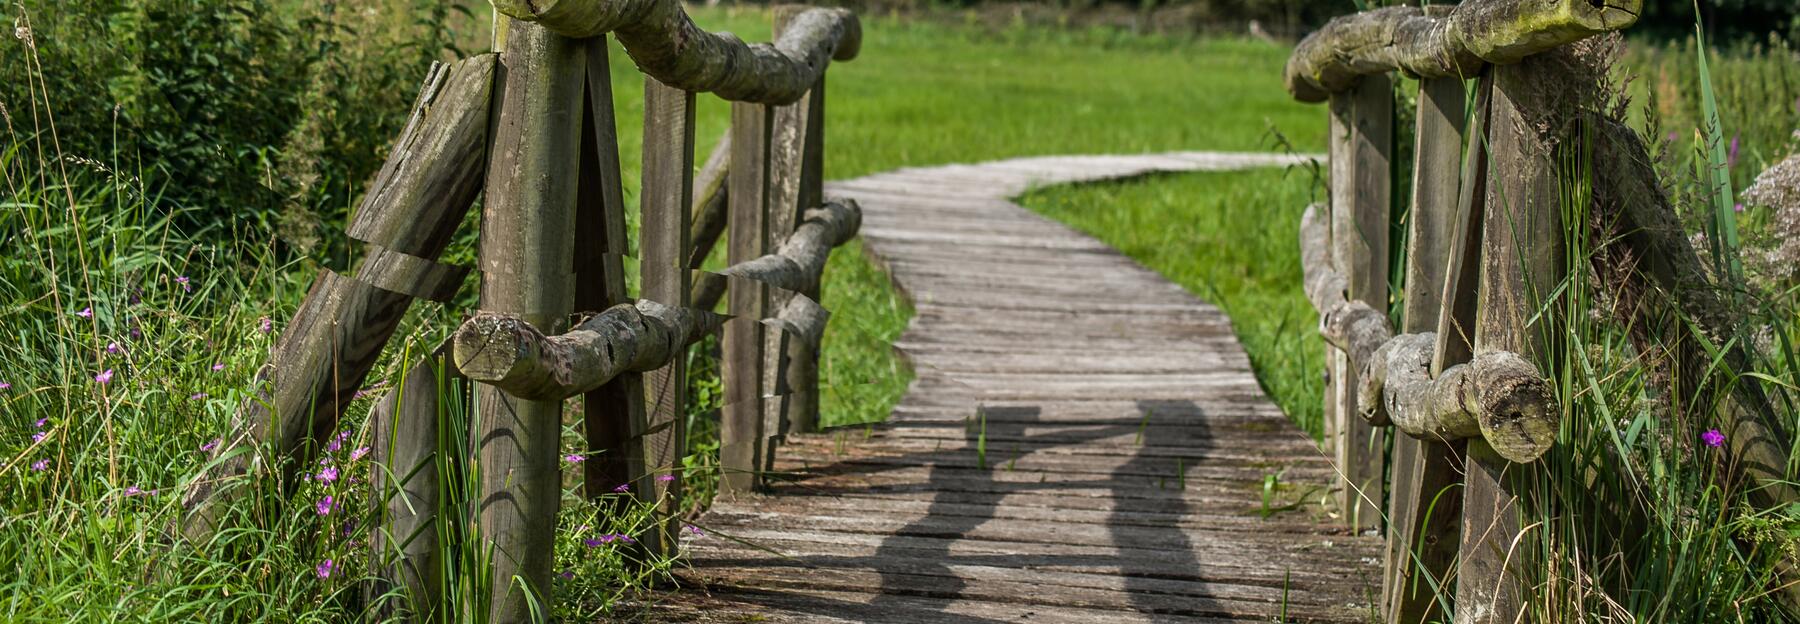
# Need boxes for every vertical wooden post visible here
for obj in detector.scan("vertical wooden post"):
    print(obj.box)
[574,39,643,502]
[720,102,774,495]
[637,76,696,556]
[1326,73,1393,531]
[370,343,462,623]
[1384,76,1471,624]
[1456,61,1562,624]
[767,5,829,439]
[474,19,584,621]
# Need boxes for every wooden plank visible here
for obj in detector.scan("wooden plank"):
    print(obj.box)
[766,5,829,439]
[689,132,735,271]
[576,38,645,502]
[473,18,584,621]
[721,101,774,495]
[1326,73,1393,531]
[368,343,461,622]
[1458,60,1564,624]
[1383,75,1469,624]
[637,75,697,556]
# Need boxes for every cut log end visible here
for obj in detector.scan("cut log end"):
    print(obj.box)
[453,314,543,388]
[1470,351,1559,463]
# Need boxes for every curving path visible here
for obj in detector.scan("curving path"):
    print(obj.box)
[659,153,1381,623]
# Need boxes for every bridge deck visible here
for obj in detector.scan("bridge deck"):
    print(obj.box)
[661,154,1380,623]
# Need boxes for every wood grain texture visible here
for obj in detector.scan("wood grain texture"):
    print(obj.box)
[575,38,645,502]
[721,102,773,495]
[660,153,1379,623]
[637,77,697,558]
[453,301,721,401]
[766,24,829,438]
[492,0,860,105]
[689,132,734,271]
[1283,0,1641,102]
[368,343,461,623]
[1327,76,1391,531]
[180,55,493,542]
[474,20,584,621]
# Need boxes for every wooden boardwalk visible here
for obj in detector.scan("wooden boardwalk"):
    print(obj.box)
[661,153,1382,623]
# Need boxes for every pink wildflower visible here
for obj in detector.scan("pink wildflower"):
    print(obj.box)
[685,524,705,537]
[124,486,143,497]
[258,317,273,334]
[316,466,339,484]
[559,570,575,580]
[316,495,333,516]
[583,538,603,548]
[34,418,45,428]
[210,363,224,372]
[106,342,122,355]
[190,392,207,400]
[315,559,333,579]
[176,276,191,292]
[1702,429,1726,448]
[200,438,220,452]
[564,454,585,463]
[350,446,370,461]
[31,459,49,471]
[612,483,630,493]
[94,369,114,385]
[31,432,45,443]
[657,474,676,483]
[0,381,10,390]
[76,307,92,318]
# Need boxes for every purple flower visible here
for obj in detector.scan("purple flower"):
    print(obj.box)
[30,459,48,471]
[1667,131,1679,144]
[128,327,141,340]
[124,486,143,497]
[559,570,575,580]
[1736,203,1746,213]
[685,524,705,537]
[258,317,273,334]
[210,363,224,372]
[316,495,333,516]
[76,307,92,318]
[34,418,46,428]
[106,342,122,355]
[32,432,45,443]
[315,559,333,579]
[0,381,10,390]
[564,454,585,463]
[1729,134,1741,168]
[583,538,604,548]
[176,276,191,293]
[326,438,342,453]
[200,438,220,452]
[657,474,676,483]
[349,446,370,461]
[612,483,630,493]
[1702,428,1725,448]
[94,369,114,385]
[316,466,339,484]
[190,392,207,400]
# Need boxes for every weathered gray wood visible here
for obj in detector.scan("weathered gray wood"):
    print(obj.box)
[474,20,584,621]
[767,8,830,439]
[491,0,860,105]
[721,102,773,495]
[368,343,461,623]
[1284,0,1642,102]
[180,55,494,543]
[1327,74,1391,531]
[453,301,721,401]
[1386,76,1467,624]
[574,38,644,502]
[693,199,864,312]
[689,133,734,271]
[637,76,696,557]
[1458,60,1563,624]
[669,155,1380,622]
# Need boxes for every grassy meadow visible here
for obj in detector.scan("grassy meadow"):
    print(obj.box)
[0,3,1317,620]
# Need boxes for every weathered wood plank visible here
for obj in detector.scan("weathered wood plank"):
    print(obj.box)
[721,100,774,495]
[368,343,461,622]
[637,76,697,556]
[1327,73,1392,531]
[474,19,585,621]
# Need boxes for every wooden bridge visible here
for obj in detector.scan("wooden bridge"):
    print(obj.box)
[177,0,1800,621]
[664,153,1381,623]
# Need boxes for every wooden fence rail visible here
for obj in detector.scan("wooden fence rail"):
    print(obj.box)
[1286,0,1800,621]
[178,3,860,622]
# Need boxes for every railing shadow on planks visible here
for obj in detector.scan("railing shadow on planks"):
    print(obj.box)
[1286,1,1800,622]
[174,2,862,621]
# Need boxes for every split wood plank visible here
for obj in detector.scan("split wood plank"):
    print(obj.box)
[637,75,697,557]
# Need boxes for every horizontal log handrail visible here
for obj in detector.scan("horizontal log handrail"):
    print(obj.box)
[1300,204,1557,463]
[491,0,861,105]
[693,197,862,311]
[453,299,723,401]
[1283,0,1641,103]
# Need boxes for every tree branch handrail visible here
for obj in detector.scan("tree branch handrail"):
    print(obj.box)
[692,197,862,311]
[491,0,861,105]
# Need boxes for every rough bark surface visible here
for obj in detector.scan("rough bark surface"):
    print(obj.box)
[693,198,863,311]
[454,301,723,402]
[1284,0,1641,102]
[491,0,860,105]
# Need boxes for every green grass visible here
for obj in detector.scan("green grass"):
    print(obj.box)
[1018,169,1326,437]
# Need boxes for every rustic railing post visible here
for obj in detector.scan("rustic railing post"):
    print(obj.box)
[1383,76,1471,624]
[637,75,697,556]
[1326,74,1392,531]
[766,5,829,440]
[574,38,643,503]
[720,100,774,495]
[369,343,462,622]
[1458,59,1563,624]
[474,18,584,621]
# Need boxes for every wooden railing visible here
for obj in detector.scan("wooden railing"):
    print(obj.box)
[176,3,861,621]
[1287,1,1800,622]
